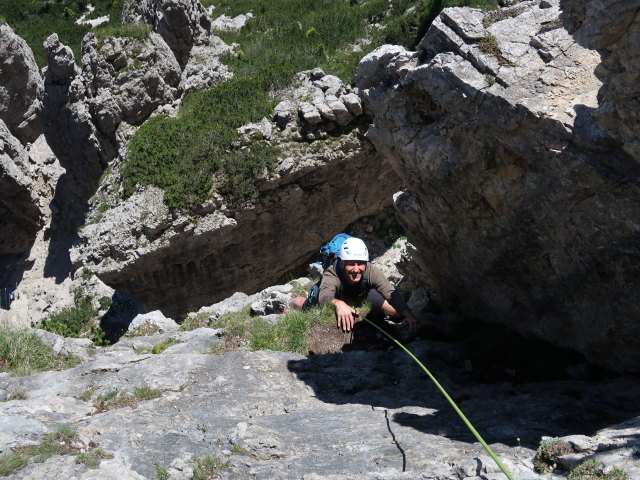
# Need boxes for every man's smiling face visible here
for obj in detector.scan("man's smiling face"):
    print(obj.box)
[342,260,366,285]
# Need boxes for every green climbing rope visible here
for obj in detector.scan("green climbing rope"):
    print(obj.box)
[363,318,516,480]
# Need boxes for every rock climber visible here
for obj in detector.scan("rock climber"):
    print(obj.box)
[289,237,419,338]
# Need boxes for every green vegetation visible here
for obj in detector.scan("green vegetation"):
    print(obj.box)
[92,386,163,412]
[569,460,629,480]
[151,337,181,354]
[40,293,110,345]
[534,437,573,474]
[0,0,127,66]
[0,427,111,476]
[1,0,498,210]
[212,304,341,355]
[154,463,170,480]
[192,455,231,480]
[93,20,151,41]
[180,312,212,331]
[76,448,113,469]
[123,78,278,208]
[125,0,483,209]
[0,329,79,377]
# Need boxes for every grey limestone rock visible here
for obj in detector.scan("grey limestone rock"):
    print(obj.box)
[32,329,93,361]
[211,12,254,31]
[0,326,638,479]
[0,121,42,255]
[0,24,42,144]
[356,0,640,372]
[123,0,212,68]
[127,310,179,335]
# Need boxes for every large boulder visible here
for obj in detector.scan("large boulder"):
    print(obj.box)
[356,0,640,372]
[81,31,182,128]
[0,24,42,144]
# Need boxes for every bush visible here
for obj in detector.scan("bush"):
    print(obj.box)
[534,437,573,473]
[0,329,79,377]
[94,21,151,41]
[40,294,109,345]
[123,77,279,209]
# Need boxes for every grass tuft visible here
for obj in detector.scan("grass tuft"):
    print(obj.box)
[92,386,163,413]
[211,304,346,355]
[192,455,231,480]
[0,329,79,377]
[151,337,180,354]
[569,460,629,480]
[76,448,113,469]
[0,426,111,476]
[40,293,110,345]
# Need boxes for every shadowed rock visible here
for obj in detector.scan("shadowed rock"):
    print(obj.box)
[356,0,640,372]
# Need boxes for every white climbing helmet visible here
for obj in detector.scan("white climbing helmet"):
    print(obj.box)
[339,237,369,262]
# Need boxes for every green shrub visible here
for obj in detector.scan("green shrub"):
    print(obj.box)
[94,21,151,41]
[569,460,629,480]
[534,437,573,473]
[0,329,79,377]
[125,0,456,209]
[123,77,278,209]
[40,294,109,345]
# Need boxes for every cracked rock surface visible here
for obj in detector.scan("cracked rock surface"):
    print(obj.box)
[1,316,639,479]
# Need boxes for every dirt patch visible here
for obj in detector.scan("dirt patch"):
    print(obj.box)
[307,316,394,354]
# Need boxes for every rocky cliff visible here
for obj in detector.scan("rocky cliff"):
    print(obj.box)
[1,0,638,374]
[356,0,640,372]
[71,68,401,317]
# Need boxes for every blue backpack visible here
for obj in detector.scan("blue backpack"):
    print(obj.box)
[304,233,369,309]
[318,233,352,269]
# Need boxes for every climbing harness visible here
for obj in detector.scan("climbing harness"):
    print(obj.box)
[363,317,516,480]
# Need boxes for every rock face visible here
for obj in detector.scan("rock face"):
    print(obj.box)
[1,318,638,479]
[0,121,42,255]
[0,24,42,144]
[123,0,213,67]
[356,0,640,372]
[73,139,400,317]
[70,64,403,318]
[0,0,233,321]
